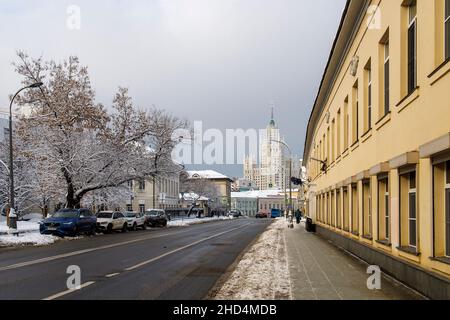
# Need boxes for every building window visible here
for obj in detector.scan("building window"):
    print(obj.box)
[384,41,390,115]
[337,110,341,156]
[351,184,359,234]
[408,1,417,94]
[343,187,349,231]
[336,189,341,229]
[126,204,133,212]
[139,204,145,214]
[344,98,349,150]
[400,169,417,249]
[446,0,450,59]
[365,63,372,131]
[331,119,336,162]
[127,180,133,188]
[408,172,417,247]
[378,176,390,241]
[446,161,450,257]
[352,82,359,143]
[331,191,336,227]
[362,180,372,238]
[139,179,145,191]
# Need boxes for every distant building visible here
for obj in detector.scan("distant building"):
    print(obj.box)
[187,170,233,211]
[244,110,301,191]
[0,112,8,143]
[232,178,258,192]
[231,189,299,217]
[124,173,180,214]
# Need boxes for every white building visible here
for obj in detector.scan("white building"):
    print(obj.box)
[244,110,300,191]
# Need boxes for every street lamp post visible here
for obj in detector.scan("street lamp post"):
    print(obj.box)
[271,140,293,215]
[8,82,43,230]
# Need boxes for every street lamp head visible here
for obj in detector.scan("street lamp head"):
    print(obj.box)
[29,82,43,88]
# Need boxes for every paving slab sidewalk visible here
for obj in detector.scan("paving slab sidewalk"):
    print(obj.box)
[285,222,424,300]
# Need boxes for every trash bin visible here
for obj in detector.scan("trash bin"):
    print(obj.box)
[305,217,316,233]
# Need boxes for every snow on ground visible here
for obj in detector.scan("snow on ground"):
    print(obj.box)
[0,220,40,234]
[168,216,235,227]
[212,218,292,300]
[0,233,58,247]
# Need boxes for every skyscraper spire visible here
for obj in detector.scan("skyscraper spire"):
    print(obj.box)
[269,103,276,127]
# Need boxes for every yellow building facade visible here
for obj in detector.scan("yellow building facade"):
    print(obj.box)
[303,0,450,299]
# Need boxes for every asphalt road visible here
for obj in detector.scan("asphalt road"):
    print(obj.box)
[0,218,271,300]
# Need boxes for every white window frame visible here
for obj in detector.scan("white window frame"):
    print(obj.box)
[408,173,417,248]
[446,161,450,257]
[384,41,390,115]
[408,3,418,92]
[384,179,390,240]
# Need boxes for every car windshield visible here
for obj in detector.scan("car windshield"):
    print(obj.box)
[124,212,137,217]
[97,212,113,218]
[52,210,79,218]
[146,210,160,216]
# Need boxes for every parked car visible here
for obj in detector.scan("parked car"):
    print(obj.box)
[124,211,147,231]
[228,210,242,218]
[255,212,268,219]
[271,208,282,218]
[40,208,96,237]
[144,209,169,228]
[96,211,128,233]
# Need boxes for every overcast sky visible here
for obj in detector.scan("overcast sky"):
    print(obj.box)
[0,0,346,177]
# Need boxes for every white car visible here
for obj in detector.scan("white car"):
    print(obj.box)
[124,211,147,231]
[96,211,128,233]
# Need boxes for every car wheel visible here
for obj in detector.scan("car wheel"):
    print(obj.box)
[132,223,137,231]
[122,223,128,233]
[106,224,113,233]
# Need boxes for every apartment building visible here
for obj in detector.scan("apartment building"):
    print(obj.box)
[124,174,180,214]
[303,0,450,299]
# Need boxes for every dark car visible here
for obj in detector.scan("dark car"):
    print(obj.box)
[144,209,169,228]
[228,210,242,218]
[40,208,97,237]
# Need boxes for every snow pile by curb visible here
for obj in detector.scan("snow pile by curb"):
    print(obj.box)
[0,220,40,235]
[213,218,292,300]
[168,216,235,227]
[0,233,58,247]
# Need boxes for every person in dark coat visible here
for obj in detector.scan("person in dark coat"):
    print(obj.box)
[295,209,301,224]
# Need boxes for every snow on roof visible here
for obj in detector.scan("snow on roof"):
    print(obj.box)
[187,170,230,180]
[231,189,292,199]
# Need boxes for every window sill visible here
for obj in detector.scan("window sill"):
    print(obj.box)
[362,234,373,241]
[429,256,450,266]
[361,129,373,143]
[428,57,450,85]
[375,111,391,131]
[396,87,420,113]
[376,239,392,247]
[397,246,420,257]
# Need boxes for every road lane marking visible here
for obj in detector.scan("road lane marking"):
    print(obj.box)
[42,281,95,301]
[0,222,234,272]
[105,273,120,278]
[40,222,255,300]
[125,223,253,271]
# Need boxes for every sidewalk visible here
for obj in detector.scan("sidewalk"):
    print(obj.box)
[285,222,424,300]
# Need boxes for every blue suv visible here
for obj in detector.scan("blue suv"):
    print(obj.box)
[40,208,97,237]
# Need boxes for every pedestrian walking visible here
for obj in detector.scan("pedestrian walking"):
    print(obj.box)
[295,209,301,224]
